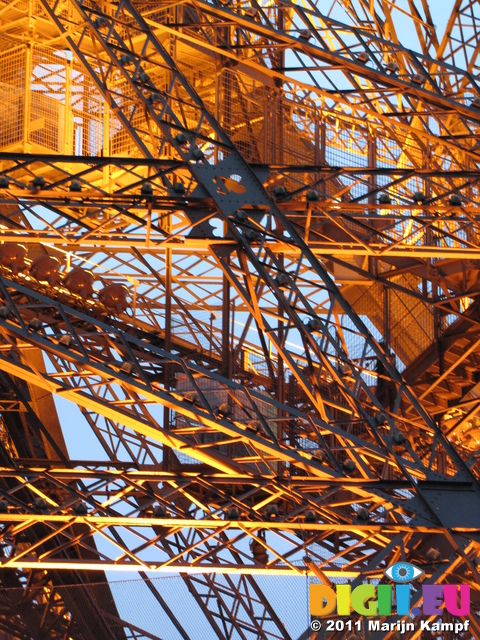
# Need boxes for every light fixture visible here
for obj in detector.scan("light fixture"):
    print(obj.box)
[305,317,321,332]
[413,191,426,204]
[299,29,312,40]
[0,500,8,513]
[218,402,230,417]
[64,268,94,300]
[0,176,9,188]
[306,189,319,201]
[244,229,260,243]
[94,16,109,28]
[357,51,369,63]
[393,431,406,445]
[192,148,204,160]
[412,73,425,85]
[141,183,153,197]
[120,362,134,375]
[98,283,130,315]
[153,504,167,517]
[426,547,441,562]
[32,176,45,189]
[339,362,352,376]
[0,307,10,319]
[449,194,462,206]
[31,255,61,285]
[266,505,279,520]
[247,420,262,433]
[304,509,316,523]
[273,185,287,199]
[120,54,134,66]
[70,180,82,192]
[148,92,161,105]
[28,318,43,331]
[357,507,369,521]
[175,132,188,145]
[375,411,388,425]
[386,61,399,73]
[343,459,356,473]
[378,193,391,204]
[74,502,88,515]
[138,70,150,83]
[226,506,240,520]
[173,182,185,194]
[184,391,198,404]
[275,273,289,288]
[0,243,27,274]
[35,497,48,511]
[234,209,247,224]
[59,335,73,348]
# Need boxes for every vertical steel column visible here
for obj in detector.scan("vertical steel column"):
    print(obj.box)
[23,44,32,153]
[163,245,173,469]
[222,266,231,379]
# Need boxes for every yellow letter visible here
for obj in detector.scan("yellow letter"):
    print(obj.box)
[336,584,352,616]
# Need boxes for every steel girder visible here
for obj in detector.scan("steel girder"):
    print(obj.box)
[2,155,480,260]
[337,0,480,114]
[0,0,478,638]
[337,1,440,60]
[29,0,471,463]
[0,271,477,636]
[0,387,172,640]
[139,0,480,158]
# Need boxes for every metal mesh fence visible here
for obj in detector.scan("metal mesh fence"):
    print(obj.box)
[0,47,26,150]
[30,47,67,153]
[342,278,434,369]
[220,68,265,163]
[0,574,312,640]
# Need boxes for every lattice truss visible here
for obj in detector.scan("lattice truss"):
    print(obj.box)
[0,0,478,638]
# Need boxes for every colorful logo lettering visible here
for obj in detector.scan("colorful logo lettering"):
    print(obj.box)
[309,562,470,617]
[384,562,424,583]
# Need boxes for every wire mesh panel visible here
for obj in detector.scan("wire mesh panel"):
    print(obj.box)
[388,274,435,366]
[219,68,265,163]
[29,47,67,153]
[174,376,278,473]
[71,59,104,157]
[0,45,70,153]
[277,96,316,166]
[0,47,26,150]
[0,574,312,640]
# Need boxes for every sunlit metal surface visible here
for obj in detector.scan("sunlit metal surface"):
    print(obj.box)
[0,0,478,638]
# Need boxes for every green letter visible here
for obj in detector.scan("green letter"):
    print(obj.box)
[351,584,378,617]
[377,584,392,615]
[309,585,336,616]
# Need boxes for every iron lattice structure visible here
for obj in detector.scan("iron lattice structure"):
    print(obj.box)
[0,0,479,638]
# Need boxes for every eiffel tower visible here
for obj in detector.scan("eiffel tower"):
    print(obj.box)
[0,0,478,638]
